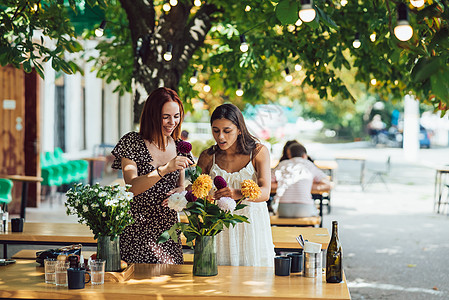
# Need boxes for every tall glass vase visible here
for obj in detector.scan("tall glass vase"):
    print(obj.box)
[97,235,121,272]
[193,235,217,276]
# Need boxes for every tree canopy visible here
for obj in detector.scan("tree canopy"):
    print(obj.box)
[1,0,448,121]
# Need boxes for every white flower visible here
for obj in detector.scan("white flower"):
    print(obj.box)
[83,205,88,212]
[98,192,107,197]
[216,197,236,213]
[167,191,188,212]
[102,212,106,217]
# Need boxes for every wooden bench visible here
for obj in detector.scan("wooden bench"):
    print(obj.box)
[179,214,321,227]
[12,249,195,264]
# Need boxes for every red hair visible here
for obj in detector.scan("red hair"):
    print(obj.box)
[139,87,184,151]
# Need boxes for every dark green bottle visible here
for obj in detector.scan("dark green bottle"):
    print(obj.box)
[326,221,342,283]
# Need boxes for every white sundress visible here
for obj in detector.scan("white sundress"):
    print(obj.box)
[210,154,275,267]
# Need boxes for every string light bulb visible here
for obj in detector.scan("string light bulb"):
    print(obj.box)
[240,34,249,53]
[353,33,361,48]
[95,20,106,37]
[203,81,211,93]
[410,0,425,8]
[194,0,201,7]
[299,0,316,23]
[394,3,413,41]
[163,43,173,61]
[284,67,293,82]
[163,2,171,12]
[190,70,198,84]
[236,82,244,96]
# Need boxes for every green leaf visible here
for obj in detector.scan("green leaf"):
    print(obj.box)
[315,6,338,30]
[411,57,442,83]
[275,0,299,25]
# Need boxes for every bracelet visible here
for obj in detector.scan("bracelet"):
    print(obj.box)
[156,167,163,178]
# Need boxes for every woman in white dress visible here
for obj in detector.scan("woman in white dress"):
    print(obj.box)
[197,104,275,267]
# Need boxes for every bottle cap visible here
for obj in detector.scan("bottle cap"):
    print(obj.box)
[303,241,321,253]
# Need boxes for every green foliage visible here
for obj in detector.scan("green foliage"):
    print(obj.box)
[65,183,135,239]
[2,0,449,115]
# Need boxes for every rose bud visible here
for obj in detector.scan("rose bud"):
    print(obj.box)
[177,141,192,154]
[185,190,198,202]
[214,176,227,190]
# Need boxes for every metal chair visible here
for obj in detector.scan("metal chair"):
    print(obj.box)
[364,156,391,191]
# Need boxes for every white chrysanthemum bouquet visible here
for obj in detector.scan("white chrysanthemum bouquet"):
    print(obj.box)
[65,183,134,240]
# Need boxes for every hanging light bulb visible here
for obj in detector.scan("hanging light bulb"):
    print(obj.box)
[236,82,244,96]
[169,0,178,6]
[95,20,106,37]
[163,43,173,61]
[284,68,293,82]
[352,33,361,48]
[295,64,302,71]
[190,70,198,84]
[299,0,316,23]
[203,81,211,92]
[194,0,201,7]
[239,34,249,53]
[410,0,425,8]
[163,2,171,12]
[394,3,413,41]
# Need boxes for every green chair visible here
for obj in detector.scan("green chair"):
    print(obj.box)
[0,178,13,212]
[53,148,88,183]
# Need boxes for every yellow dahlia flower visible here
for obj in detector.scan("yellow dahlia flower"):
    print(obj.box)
[241,179,261,200]
[192,174,213,199]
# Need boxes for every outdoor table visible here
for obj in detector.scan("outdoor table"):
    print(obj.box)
[434,167,449,213]
[82,156,107,185]
[0,260,351,299]
[0,174,43,219]
[0,222,329,258]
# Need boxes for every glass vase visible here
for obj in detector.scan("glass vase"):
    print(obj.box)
[193,235,217,276]
[97,235,121,272]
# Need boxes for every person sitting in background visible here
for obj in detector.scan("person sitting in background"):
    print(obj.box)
[272,143,331,218]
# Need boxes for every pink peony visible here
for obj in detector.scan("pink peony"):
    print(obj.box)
[214,176,227,189]
[177,140,192,154]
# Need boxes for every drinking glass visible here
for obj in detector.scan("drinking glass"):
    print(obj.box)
[55,261,70,286]
[44,258,57,284]
[89,260,105,285]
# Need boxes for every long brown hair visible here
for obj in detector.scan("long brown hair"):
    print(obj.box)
[208,103,258,155]
[139,87,184,151]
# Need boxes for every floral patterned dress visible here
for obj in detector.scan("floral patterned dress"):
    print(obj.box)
[112,131,189,264]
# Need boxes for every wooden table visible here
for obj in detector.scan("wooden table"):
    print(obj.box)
[180,214,321,227]
[0,174,43,219]
[0,222,329,258]
[434,167,449,213]
[0,260,351,299]
[82,156,107,185]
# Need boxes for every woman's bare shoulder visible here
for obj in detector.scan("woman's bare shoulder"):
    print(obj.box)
[197,149,214,173]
